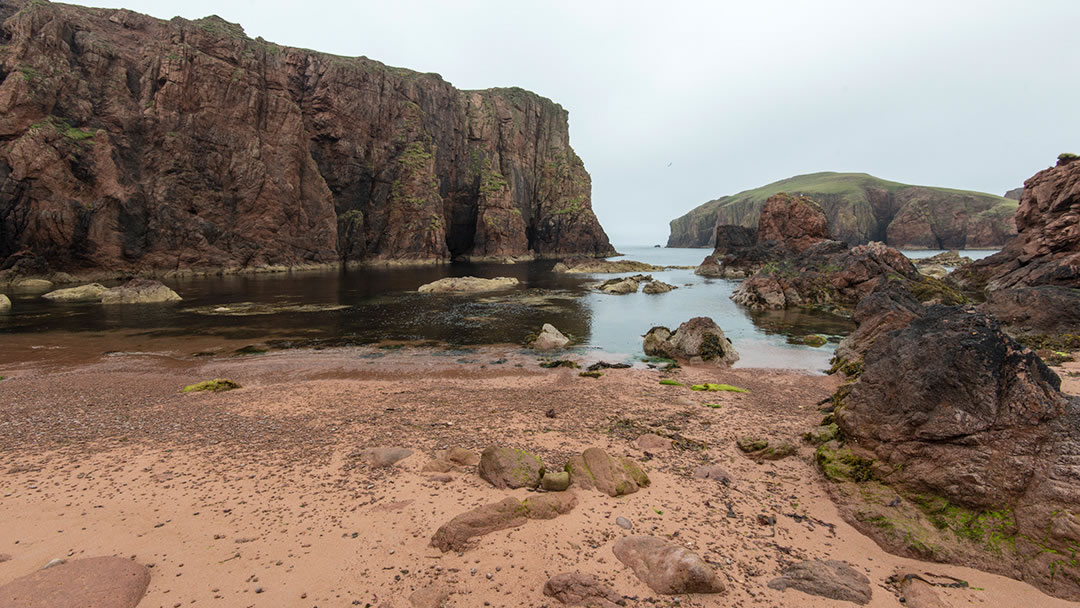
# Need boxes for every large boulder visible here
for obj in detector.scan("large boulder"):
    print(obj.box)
[756,193,830,252]
[478,446,545,489]
[642,280,676,294]
[767,559,872,605]
[10,278,53,293]
[831,282,925,370]
[430,493,577,552]
[417,276,519,293]
[835,305,1080,598]
[42,283,108,303]
[956,155,1080,292]
[0,556,150,608]
[101,279,181,304]
[553,258,662,273]
[642,317,739,366]
[597,274,652,295]
[565,447,649,497]
[979,286,1080,335]
[612,535,725,594]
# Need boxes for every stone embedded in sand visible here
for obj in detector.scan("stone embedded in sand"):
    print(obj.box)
[0,556,150,608]
[634,433,673,452]
[692,464,732,485]
[421,459,455,473]
[360,447,414,468]
[642,317,739,366]
[430,493,578,552]
[565,448,649,497]
[767,559,871,605]
[417,276,519,293]
[478,446,545,489]
[0,294,9,312]
[41,283,108,303]
[531,323,570,351]
[442,447,479,467]
[897,574,948,608]
[541,471,571,492]
[542,573,624,607]
[736,437,795,462]
[101,279,181,304]
[408,583,451,608]
[612,535,725,595]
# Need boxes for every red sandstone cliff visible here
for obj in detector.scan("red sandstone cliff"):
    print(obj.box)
[0,1,613,275]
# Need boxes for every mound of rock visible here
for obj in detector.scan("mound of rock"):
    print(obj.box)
[0,556,151,608]
[834,305,1080,599]
[596,274,653,294]
[360,447,414,468]
[565,448,649,497]
[417,276,519,293]
[529,323,570,350]
[42,283,108,303]
[768,559,871,605]
[543,573,623,607]
[956,155,1080,292]
[553,258,662,273]
[478,447,545,489]
[643,317,739,366]
[431,493,578,552]
[613,535,725,595]
[101,279,181,304]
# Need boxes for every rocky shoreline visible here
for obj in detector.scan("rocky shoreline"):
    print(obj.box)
[1,346,1077,607]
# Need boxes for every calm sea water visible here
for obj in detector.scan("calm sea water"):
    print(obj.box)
[0,246,995,372]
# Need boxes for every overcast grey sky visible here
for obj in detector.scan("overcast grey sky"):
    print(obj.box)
[78,0,1080,245]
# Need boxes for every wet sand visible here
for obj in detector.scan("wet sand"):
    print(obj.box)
[1,347,1077,607]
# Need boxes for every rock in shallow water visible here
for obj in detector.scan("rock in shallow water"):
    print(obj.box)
[0,294,9,312]
[643,317,739,366]
[613,535,725,594]
[531,323,570,350]
[417,276,519,293]
[101,279,181,304]
[42,283,108,302]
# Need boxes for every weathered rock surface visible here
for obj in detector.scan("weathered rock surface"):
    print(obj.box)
[100,279,181,304]
[478,446,545,489]
[0,294,9,311]
[957,156,1080,292]
[0,556,151,608]
[553,258,661,273]
[691,464,732,485]
[831,282,925,368]
[42,282,107,302]
[530,323,570,350]
[641,280,675,294]
[897,574,948,608]
[668,171,1016,249]
[360,447,414,468]
[634,433,672,452]
[731,241,930,313]
[597,274,652,295]
[442,447,479,467]
[979,286,1080,335]
[8,278,52,292]
[542,573,623,607]
[540,471,571,492]
[430,493,577,552]
[913,250,973,268]
[767,559,872,605]
[417,276,518,294]
[642,317,739,366]
[566,448,649,497]
[918,263,948,279]
[0,0,612,277]
[835,305,1080,599]
[408,584,451,608]
[612,535,725,595]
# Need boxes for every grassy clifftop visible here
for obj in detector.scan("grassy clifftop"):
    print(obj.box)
[668,172,1017,249]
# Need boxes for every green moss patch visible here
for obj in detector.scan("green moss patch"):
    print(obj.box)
[815,442,875,482]
[690,383,749,393]
[540,360,579,369]
[658,379,683,386]
[181,379,241,393]
[578,371,603,378]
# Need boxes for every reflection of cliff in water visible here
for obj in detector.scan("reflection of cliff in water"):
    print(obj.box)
[748,307,855,340]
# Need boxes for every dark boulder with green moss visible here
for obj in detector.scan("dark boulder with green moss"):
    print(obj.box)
[834,304,1080,600]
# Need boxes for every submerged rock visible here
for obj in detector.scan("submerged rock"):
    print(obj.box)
[642,317,739,366]
[642,280,676,294]
[543,573,623,607]
[10,278,53,293]
[101,279,181,304]
[0,556,151,608]
[613,535,725,594]
[42,283,108,302]
[478,447,545,489]
[417,276,519,293]
[767,559,872,605]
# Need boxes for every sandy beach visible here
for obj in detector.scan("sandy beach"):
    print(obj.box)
[2,347,1078,607]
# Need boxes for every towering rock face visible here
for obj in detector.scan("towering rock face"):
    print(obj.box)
[958,156,1080,292]
[667,172,1017,249]
[0,1,613,275]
